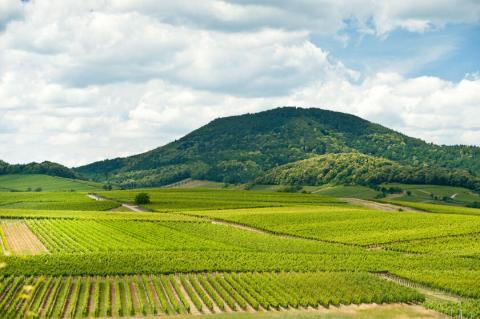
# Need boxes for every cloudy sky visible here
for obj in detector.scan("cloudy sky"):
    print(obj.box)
[1,0,480,166]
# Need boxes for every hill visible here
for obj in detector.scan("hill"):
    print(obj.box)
[75,107,480,188]
[0,160,77,179]
[0,174,106,192]
[256,153,480,190]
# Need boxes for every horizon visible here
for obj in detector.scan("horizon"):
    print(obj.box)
[1,1,479,166]
[3,105,480,168]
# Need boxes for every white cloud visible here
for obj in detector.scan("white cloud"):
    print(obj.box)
[0,1,479,166]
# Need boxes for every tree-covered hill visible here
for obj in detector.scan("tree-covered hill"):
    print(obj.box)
[0,160,77,179]
[75,107,480,188]
[256,153,480,190]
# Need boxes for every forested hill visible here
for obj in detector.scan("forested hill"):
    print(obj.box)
[75,107,480,188]
[0,160,77,179]
[256,153,480,190]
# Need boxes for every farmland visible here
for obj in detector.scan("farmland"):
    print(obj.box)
[0,174,105,192]
[0,187,479,318]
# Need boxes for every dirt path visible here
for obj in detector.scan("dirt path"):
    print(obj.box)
[86,194,148,212]
[378,273,461,303]
[1,221,48,255]
[87,194,104,201]
[343,198,422,212]
[211,220,266,235]
[121,203,148,212]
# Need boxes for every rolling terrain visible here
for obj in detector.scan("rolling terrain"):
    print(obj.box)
[0,174,106,192]
[0,186,479,318]
[75,107,480,189]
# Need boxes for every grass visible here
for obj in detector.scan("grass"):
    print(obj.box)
[0,174,105,192]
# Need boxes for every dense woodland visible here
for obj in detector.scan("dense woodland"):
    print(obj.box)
[75,107,480,189]
[256,153,480,190]
[0,160,76,179]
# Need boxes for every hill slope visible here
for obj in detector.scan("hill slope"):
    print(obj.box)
[0,174,105,192]
[256,153,480,189]
[0,160,77,179]
[75,107,480,188]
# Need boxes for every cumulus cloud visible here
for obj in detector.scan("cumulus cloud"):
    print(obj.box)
[0,0,479,166]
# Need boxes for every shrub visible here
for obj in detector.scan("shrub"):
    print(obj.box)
[135,193,151,205]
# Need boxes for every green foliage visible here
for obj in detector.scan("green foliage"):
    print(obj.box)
[0,272,424,318]
[257,153,480,190]
[75,107,480,188]
[134,192,151,205]
[0,160,77,179]
[182,205,480,245]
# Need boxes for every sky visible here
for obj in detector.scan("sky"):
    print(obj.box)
[1,0,480,167]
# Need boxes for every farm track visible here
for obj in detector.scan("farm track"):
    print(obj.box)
[87,193,148,212]
[343,197,422,212]
[377,273,462,303]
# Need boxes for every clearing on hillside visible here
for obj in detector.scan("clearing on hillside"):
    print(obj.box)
[0,174,105,192]
[1,220,48,255]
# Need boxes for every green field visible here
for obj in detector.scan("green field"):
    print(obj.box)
[0,174,105,192]
[0,188,479,318]
[0,191,120,211]
[381,183,480,206]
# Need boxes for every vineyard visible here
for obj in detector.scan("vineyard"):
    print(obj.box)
[0,192,120,211]
[0,272,423,318]
[0,188,479,318]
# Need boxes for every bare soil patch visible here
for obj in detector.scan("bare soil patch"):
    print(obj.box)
[1,220,48,255]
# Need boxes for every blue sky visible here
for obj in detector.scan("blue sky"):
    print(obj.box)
[313,23,480,82]
[0,1,480,166]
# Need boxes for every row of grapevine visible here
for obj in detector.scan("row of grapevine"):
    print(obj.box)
[0,271,425,318]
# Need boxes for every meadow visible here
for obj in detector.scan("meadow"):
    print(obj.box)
[0,185,479,318]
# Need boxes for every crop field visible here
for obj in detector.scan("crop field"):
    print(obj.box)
[307,185,381,200]
[388,200,480,216]
[0,192,120,211]
[181,205,480,245]
[0,188,479,318]
[383,183,480,205]
[98,188,342,212]
[0,272,423,318]
[0,174,105,192]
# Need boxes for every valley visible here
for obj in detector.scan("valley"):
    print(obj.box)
[0,175,479,318]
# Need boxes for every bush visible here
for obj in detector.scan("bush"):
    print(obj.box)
[134,193,151,205]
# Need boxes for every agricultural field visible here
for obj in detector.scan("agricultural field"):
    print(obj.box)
[0,191,120,211]
[0,188,479,318]
[0,174,105,192]
[382,183,480,206]
[388,201,480,216]
[306,185,382,200]
[98,188,342,212]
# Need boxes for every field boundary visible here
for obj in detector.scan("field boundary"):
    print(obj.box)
[376,273,461,303]
[0,225,9,255]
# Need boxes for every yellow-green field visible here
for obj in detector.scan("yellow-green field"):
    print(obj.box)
[0,184,479,318]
